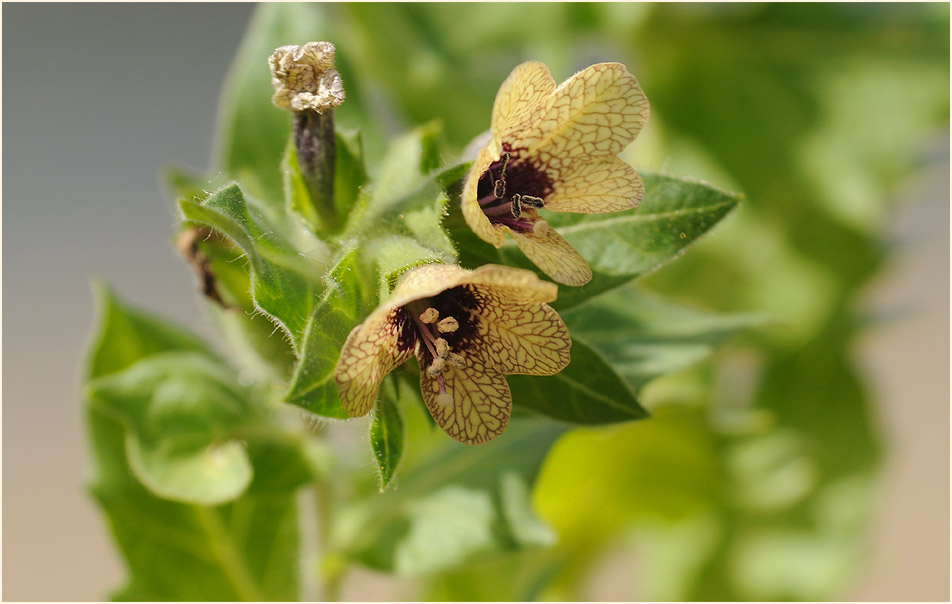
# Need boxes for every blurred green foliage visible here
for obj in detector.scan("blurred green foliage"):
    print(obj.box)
[293,3,945,600]
[83,3,948,601]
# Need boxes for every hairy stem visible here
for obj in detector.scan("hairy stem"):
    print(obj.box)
[294,110,338,230]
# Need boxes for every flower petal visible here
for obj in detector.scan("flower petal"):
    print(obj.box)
[492,61,557,147]
[473,297,571,376]
[511,63,649,161]
[462,264,558,304]
[461,146,506,247]
[510,222,593,286]
[543,155,645,214]
[390,263,468,303]
[420,359,511,445]
[334,311,412,417]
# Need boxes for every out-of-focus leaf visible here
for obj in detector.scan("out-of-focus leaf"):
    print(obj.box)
[86,283,216,380]
[534,405,723,543]
[215,3,325,205]
[84,287,301,600]
[92,414,300,601]
[180,184,331,350]
[562,285,765,391]
[423,549,567,602]
[510,339,647,425]
[86,352,254,504]
[338,419,564,575]
[285,246,369,417]
[371,377,405,491]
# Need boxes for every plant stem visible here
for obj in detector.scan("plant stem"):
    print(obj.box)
[294,110,338,230]
[315,478,345,601]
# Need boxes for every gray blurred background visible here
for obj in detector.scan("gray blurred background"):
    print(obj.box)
[2,3,948,601]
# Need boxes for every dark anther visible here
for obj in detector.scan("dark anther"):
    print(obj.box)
[511,194,523,218]
[520,195,545,208]
[493,152,511,199]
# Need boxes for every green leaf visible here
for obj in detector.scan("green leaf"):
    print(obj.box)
[547,173,740,274]
[87,398,302,601]
[86,352,254,504]
[510,339,648,425]
[453,172,741,311]
[125,437,252,506]
[563,285,765,391]
[179,183,331,350]
[534,405,723,543]
[334,128,370,225]
[338,419,564,575]
[371,377,406,490]
[86,283,215,380]
[84,290,301,600]
[344,122,446,232]
[215,3,325,205]
[368,234,451,300]
[285,246,369,417]
[282,140,320,228]
[205,301,298,384]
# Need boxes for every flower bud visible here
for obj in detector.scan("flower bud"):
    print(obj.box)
[269,42,345,230]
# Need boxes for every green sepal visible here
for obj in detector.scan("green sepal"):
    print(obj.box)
[179,183,331,351]
[371,376,406,491]
[284,246,371,417]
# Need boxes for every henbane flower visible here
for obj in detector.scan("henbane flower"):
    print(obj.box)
[334,264,571,445]
[462,61,650,286]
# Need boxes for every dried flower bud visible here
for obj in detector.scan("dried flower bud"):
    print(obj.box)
[269,41,345,114]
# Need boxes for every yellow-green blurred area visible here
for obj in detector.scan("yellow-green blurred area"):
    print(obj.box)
[296,3,948,600]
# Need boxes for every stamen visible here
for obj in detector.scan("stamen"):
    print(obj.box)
[483,202,519,217]
[498,152,511,176]
[427,357,445,376]
[419,307,439,324]
[437,316,459,333]
[410,307,440,359]
[493,152,511,199]
[533,220,551,235]
[435,338,450,358]
[511,194,523,218]
[479,193,506,207]
[520,195,545,208]
[445,352,465,368]
[493,214,536,232]
[436,374,452,406]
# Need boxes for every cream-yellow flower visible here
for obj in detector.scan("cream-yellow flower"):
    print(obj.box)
[462,61,650,286]
[334,264,571,445]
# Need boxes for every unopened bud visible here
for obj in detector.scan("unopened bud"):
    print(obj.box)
[269,42,344,113]
[269,41,344,231]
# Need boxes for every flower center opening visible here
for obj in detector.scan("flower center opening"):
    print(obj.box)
[403,286,481,402]
[476,146,553,233]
